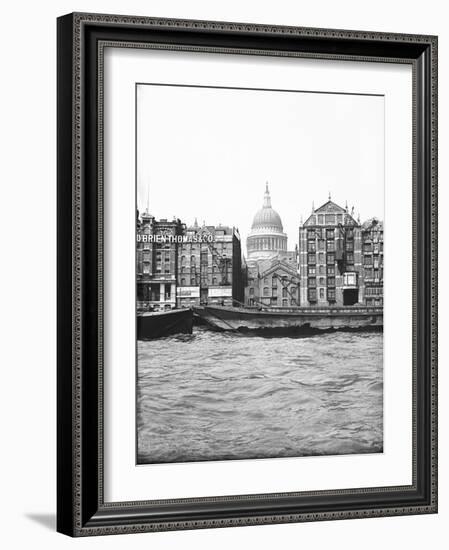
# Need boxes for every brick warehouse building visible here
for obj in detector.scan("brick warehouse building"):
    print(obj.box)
[245,256,300,308]
[299,198,361,307]
[361,218,384,307]
[136,210,243,310]
[298,197,383,307]
[177,220,243,307]
[136,210,184,310]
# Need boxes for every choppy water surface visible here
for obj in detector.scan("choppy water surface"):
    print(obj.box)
[137,328,383,463]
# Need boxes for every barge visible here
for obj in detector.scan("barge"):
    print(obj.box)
[137,308,193,339]
[193,305,382,333]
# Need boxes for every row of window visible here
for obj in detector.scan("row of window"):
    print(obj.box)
[308,288,336,301]
[143,266,171,275]
[308,228,336,239]
[364,268,383,279]
[180,278,221,286]
[180,266,220,273]
[259,287,297,297]
[140,252,173,262]
[308,252,354,264]
[308,265,335,275]
[365,286,383,296]
[363,242,383,253]
[308,277,336,287]
[364,256,383,267]
[307,240,354,253]
[249,238,286,250]
[178,244,229,253]
[366,298,383,306]
[180,255,225,265]
[260,276,294,285]
[305,214,350,227]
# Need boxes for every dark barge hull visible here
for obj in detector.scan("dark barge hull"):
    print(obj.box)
[137,308,193,339]
[193,305,382,333]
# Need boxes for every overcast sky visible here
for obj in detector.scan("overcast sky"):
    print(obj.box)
[137,84,384,254]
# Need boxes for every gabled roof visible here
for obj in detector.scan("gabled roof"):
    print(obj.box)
[303,198,358,227]
[260,259,299,279]
[315,200,346,214]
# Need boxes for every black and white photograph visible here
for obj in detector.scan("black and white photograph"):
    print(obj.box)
[0,0,443,544]
[136,83,384,464]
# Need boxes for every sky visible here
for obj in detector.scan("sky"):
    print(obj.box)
[137,84,384,254]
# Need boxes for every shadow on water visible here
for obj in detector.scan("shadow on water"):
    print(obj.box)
[139,325,383,341]
[234,325,383,339]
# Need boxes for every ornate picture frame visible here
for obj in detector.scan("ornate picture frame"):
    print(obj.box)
[57,12,437,536]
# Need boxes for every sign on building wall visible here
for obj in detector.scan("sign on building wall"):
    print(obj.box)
[176,286,200,298]
[208,287,233,298]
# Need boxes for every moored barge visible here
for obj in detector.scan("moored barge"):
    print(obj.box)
[193,305,382,333]
[137,308,193,339]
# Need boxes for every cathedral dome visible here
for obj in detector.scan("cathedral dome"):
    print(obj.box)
[247,183,287,261]
[250,183,284,233]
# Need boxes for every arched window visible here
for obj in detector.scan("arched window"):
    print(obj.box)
[190,255,195,264]
[263,287,269,296]
[181,255,186,265]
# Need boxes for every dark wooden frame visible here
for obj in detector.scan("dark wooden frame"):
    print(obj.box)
[57,12,438,537]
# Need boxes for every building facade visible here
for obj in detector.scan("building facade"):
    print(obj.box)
[361,218,384,307]
[137,212,243,309]
[299,198,384,307]
[176,221,243,307]
[136,211,185,311]
[245,256,300,308]
[299,198,363,307]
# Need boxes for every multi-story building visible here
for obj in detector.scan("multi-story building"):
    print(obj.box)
[244,184,299,307]
[137,211,244,309]
[136,210,185,311]
[176,221,244,307]
[245,255,300,308]
[361,218,384,306]
[299,197,363,307]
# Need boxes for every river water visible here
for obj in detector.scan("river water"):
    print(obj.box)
[137,328,383,464]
